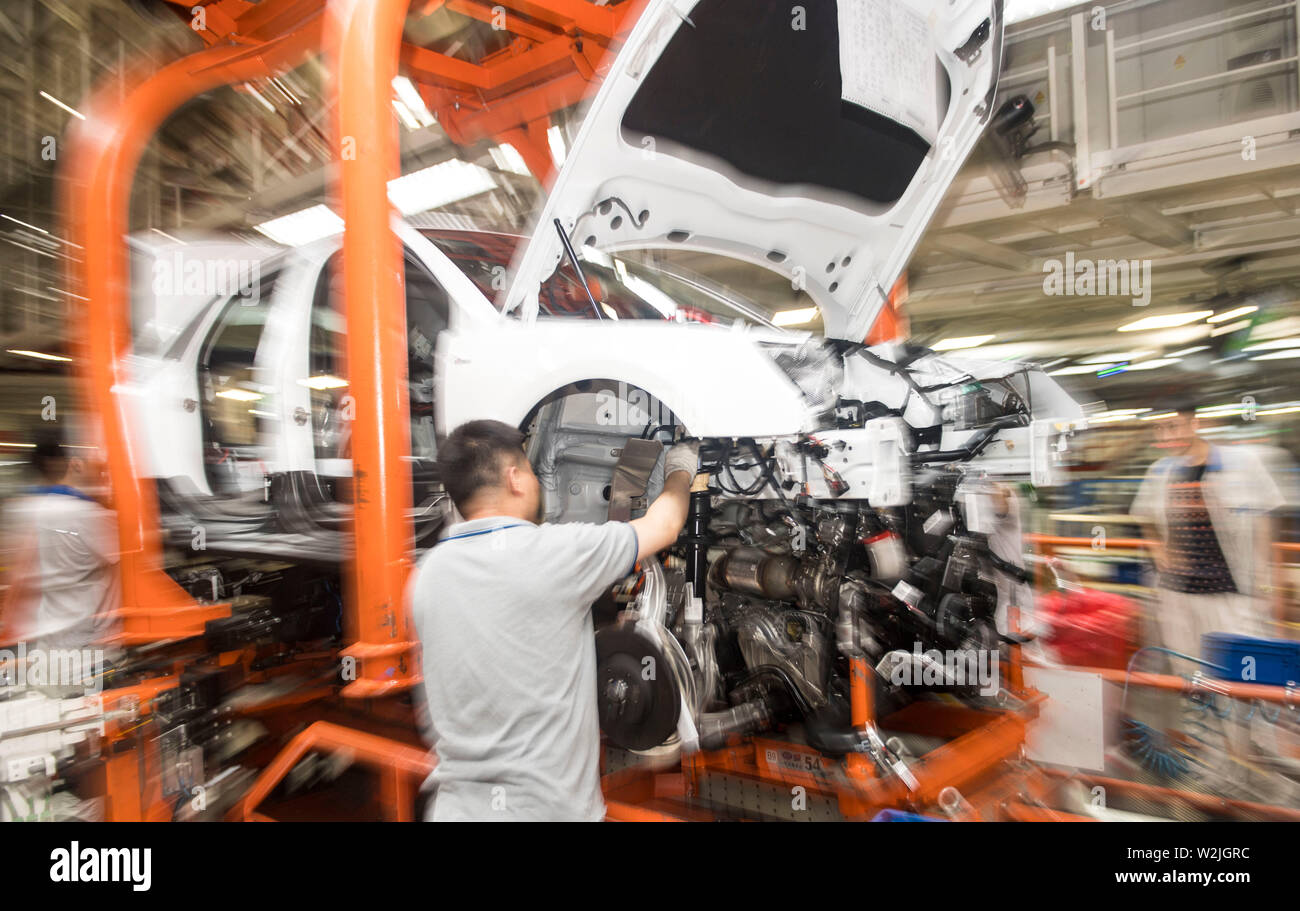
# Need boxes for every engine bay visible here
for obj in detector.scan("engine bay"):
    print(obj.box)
[526,339,1064,769]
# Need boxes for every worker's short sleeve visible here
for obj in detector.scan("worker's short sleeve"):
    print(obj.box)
[1231,448,1284,513]
[553,521,638,609]
[82,503,121,566]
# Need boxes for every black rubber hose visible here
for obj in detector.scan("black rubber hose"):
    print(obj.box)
[732,665,816,718]
[909,414,1028,464]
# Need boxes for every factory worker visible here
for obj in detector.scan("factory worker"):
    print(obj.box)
[1,433,121,659]
[1131,395,1283,660]
[409,419,697,822]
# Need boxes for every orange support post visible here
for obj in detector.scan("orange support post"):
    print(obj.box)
[327,0,421,696]
[61,9,321,643]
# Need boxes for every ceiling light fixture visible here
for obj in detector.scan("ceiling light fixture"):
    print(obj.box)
[1207,305,1258,323]
[772,306,821,327]
[1117,311,1213,332]
[6,348,71,362]
[931,334,995,351]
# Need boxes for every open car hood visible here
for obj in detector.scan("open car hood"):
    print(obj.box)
[502,0,1004,341]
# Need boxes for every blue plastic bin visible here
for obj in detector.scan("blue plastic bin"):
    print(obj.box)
[1202,633,1300,687]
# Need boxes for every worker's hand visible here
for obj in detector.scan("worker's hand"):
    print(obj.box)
[663,440,700,482]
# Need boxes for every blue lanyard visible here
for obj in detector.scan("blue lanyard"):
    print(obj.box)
[29,484,97,503]
[441,523,529,542]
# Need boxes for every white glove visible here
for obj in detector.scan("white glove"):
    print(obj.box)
[663,441,700,481]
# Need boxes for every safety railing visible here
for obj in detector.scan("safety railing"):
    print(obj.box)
[1026,532,1300,628]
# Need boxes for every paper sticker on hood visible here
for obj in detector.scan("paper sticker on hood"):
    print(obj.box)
[502,0,1004,343]
[838,0,939,144]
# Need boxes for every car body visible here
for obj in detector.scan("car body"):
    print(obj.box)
[126,0,1077,553]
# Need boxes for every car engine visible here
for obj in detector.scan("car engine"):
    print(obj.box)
[526,339,1072,764]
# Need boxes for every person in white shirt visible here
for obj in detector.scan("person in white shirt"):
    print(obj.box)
[1131,396,1283,659]
[1,434,120,651]
[410,419,697,821]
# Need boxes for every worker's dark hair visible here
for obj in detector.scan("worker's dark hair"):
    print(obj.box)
[1153,393,1199,417]
[31,430,69,483]
[438,419,527,513]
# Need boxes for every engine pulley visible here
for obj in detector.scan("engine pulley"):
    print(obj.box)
[595,624,682,751]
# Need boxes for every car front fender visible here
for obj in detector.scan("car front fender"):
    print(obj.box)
[437,321,815,438]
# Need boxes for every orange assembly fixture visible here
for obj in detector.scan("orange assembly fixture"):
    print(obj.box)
[326,0,421,696]
[60,1,322,643]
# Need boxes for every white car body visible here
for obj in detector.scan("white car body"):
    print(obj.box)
[124,0,1082,556]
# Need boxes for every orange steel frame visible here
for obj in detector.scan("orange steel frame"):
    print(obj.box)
[58,0,646,820]
[64,0,636,652]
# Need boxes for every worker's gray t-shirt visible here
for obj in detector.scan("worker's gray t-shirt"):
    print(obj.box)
[410,515,637,821]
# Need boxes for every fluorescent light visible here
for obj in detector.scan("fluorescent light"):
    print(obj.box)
[1251,349,1300,361]
[297,374,349,390]
[547,125,567,167]
[1243,336,1300,352]
[215,389,262,402]
[1049,363,1111,375]
[392,76,435,127]
[254,205,344,246]
[1117,310,1213,332]
[392,99,422,131]
[388,159,497,216]
[0,213,49,234]
[489,144,531,176]
[1140,411,1179,421]
[1087,408,1154,424]
[1167,345,1209,357]
[1125,358,1181,371]
[0,441,35,449]
[1207,305,1257,323]
[932,334,995,351]
[772,306,820,327]
[1260,405,1300,416]
[268,77,300,106]
[7,348,71,362]
[1082,350,1154,364]
[1210,319,1251,337]
[243,83,276,113]
[39,91,85,120]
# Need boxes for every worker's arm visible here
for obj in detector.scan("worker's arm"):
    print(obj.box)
[630,442,698,561]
